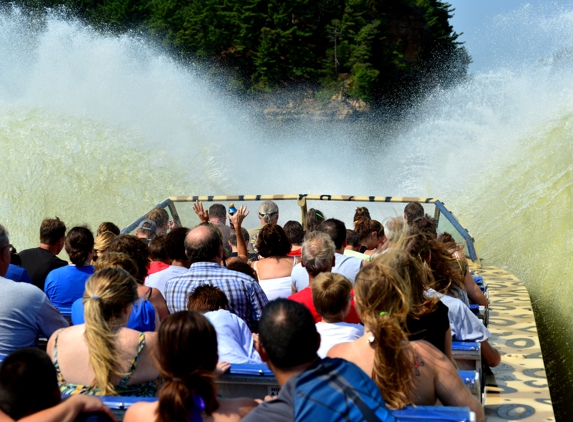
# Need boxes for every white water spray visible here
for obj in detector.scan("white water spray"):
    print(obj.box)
[2,4,573,416]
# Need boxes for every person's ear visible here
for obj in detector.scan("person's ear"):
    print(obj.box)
[254,335,269,363]
[343,299,351,317]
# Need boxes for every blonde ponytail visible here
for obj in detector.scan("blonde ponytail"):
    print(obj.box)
[83,268,138,395]
[355,261,414,409]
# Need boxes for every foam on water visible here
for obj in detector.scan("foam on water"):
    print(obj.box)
[2,4,573,417]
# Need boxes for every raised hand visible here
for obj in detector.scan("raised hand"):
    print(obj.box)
[228,205,249,229]
[192,200,209,223]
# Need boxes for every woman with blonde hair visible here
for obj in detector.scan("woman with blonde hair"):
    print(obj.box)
[438,232,488,307]
[124,311,257,422]
[374,245,452,362]
[327,256,483,421]
[72,252,158,332]
[47,267,159,397]
[92,231,117,263]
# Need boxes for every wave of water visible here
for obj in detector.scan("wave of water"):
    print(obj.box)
[2,3,573,418]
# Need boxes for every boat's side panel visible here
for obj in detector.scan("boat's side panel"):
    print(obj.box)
[479,266,554,422]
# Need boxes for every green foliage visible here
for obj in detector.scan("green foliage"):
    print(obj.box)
[11,0,471,104]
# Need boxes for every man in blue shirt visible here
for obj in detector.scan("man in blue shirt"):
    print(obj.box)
[243,299,395,422]
[0,224,68,355]
[165,223,268,332]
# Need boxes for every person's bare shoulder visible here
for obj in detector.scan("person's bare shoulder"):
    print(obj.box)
[143,331,158,343]
[211,398,259,422]
[412,339,445,358]
[124,401,157,422]
[326,341,353,358]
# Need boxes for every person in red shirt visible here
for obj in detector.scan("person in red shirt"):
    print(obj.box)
[147,235,170,276]
[288,231,361,324]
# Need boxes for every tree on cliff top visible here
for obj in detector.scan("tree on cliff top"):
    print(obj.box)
[11,0,470,104]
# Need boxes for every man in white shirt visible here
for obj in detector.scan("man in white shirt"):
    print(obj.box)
[145,227,190,296]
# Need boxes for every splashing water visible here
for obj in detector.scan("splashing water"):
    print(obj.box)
[2,4,573,417]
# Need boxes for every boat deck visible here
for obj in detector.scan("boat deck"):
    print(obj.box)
[479,265,554,421]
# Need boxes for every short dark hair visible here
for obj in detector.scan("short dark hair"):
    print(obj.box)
[283,221,304,246]
[255,224,292,258]
[185,224,221,264]
[227,261,258,281]
[229,227,250,247]
[208,204,227,220]
[64,226,94,265]
[318,218,346,250]
[40,217,66,245]
[164,227,189,261]
[107,234,149,282]
[346,229,360,247]
[187,285,229,313]
[148,235,168,262]
[0,348,60,419]
[259,299,318,370]
[404,202,424,223]
[97,222,120,236]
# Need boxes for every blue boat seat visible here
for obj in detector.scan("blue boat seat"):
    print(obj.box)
[77,394,476,422]
[392,405,474,421]
[218,363,484,405]
[58,307,73,325]
[217,363,280,399]
[458,369,482,403]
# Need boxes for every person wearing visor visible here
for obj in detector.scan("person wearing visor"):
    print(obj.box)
[248,201,279,252]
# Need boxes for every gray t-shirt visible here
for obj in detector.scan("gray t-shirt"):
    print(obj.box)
[0,276,68,355]
[292,253,362,292]
[242,370,296,422]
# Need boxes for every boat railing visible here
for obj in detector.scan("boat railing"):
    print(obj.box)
[121,194,480,266]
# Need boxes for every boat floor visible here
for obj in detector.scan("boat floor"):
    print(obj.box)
[479,265,555,421]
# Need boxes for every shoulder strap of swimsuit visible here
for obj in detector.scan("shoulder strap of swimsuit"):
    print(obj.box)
[119,332,146,387]
[53,328,66,383]
[146,287,153,299]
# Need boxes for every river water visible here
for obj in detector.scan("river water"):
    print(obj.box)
[2,5,573,419]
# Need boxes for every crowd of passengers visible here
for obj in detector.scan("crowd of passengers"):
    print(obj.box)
[0,201,500,422]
